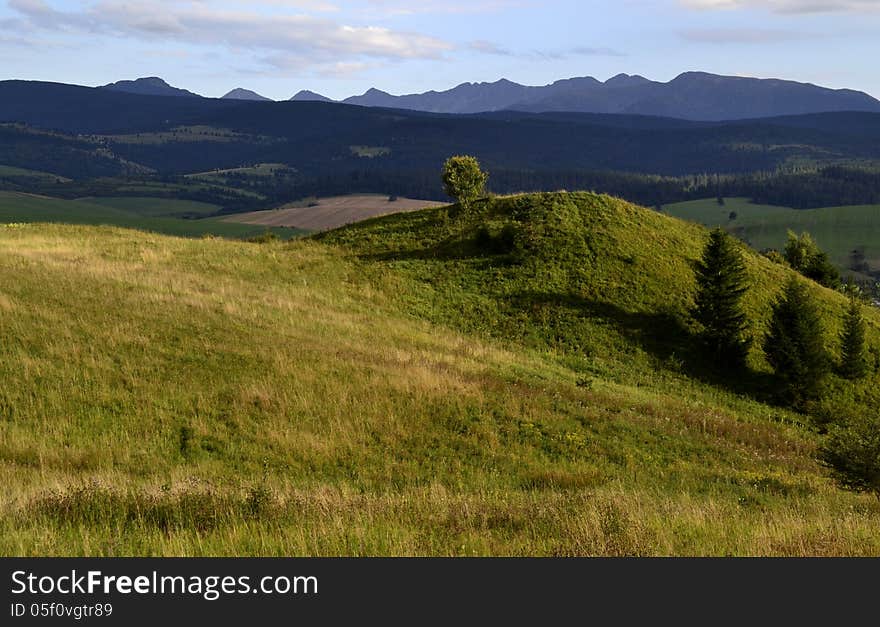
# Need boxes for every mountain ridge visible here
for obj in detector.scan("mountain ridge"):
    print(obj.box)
[57,71,880,120]
[329,71,880,120]
[101,77,202,98]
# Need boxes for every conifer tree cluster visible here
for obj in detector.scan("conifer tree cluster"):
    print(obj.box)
[692,229,871,407]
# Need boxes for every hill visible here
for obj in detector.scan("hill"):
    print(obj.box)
[2,192,880,556]
[4,82,880,184]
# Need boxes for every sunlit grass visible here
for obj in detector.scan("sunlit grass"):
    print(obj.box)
[2,191,880,555]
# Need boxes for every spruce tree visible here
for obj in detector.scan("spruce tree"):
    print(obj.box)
[840,297,868,380]
[692,228,751,368]
[764,276,831,406]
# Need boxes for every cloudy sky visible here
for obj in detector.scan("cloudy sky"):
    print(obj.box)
[1,0,878,100]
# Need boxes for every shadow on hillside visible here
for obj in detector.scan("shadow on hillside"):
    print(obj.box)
[358,237,518,265]
[514,290,780,405]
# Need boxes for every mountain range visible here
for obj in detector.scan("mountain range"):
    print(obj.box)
[335,72,880,120]
[95,72,880,121]
[5,78,880,188]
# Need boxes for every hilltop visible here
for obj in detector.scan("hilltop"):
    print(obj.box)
[2,191,879,556]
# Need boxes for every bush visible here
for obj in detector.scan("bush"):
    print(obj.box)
[762,249,786,266]
[248,230,280,244]
[783,231,841,289]
[820,411,880,498]
[473,222,519,255]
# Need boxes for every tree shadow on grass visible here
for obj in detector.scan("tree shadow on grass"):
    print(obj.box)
[513,290,782,406]
[357,234,518,265]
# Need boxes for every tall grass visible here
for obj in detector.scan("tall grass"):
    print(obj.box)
[2,192,880,555]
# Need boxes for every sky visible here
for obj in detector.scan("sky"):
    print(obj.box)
[1,0,879,100]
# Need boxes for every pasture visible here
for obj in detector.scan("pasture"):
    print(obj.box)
[664,197,880,272]
[225,194,446,231]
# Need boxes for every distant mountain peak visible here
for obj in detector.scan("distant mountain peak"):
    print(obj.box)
[222,88,271,102]
[604,73,650,88]
[101,77,201,98]
[290,90,334,102]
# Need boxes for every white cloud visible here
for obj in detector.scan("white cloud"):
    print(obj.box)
[680,28,815,42]
[5,0,454,75]
[356,0,530,17]
[680,0,880,13]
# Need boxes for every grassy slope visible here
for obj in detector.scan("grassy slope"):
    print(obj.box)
[665,197,880,269]
[81,196,222,217]
[0,191,301,239]
[2,192,880,556]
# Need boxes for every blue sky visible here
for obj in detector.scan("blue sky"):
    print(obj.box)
[1,0,879,100]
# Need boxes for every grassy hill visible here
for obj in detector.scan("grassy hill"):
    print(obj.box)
[2,192,880,556]
[665,197,880,273]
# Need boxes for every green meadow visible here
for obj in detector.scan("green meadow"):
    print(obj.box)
[1,192,879,556]
[665,197,880,271]
[0,192,302,239]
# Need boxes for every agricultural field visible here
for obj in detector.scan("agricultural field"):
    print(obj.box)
[664,197,880,273]
[225,194,446,231]
[0,191,302,239]
[2,192,880,556]
[0,165,72,183]
[81,196,223,218]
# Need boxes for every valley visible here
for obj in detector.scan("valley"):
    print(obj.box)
[2,74,880,558]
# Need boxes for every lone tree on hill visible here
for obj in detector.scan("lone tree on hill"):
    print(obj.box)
[692,228,752,368]
[442,155,488,214]
[820,411,880,499]
[840,297,869,380]
[764,276,831,406]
